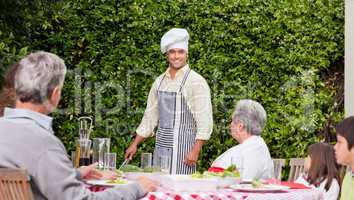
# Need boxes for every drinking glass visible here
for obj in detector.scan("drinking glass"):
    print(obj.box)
[104,153,117,171]
[75,138,92,167]
[141,153,152,169]
[160,155,171,174]
[92,138,110,170]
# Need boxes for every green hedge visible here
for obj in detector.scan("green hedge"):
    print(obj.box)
[0,0,344,174]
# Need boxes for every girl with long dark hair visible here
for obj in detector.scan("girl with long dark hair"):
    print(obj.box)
[296,142,340,200]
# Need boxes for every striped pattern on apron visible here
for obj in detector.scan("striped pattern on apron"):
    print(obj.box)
[153,69,197,174]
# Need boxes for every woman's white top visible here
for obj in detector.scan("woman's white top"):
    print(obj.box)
[295,174,340,200]
[212,136,273,180]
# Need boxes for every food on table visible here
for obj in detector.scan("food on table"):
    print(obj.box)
[192,164,240,179]
[225,164,237,172]
[115,169,124,177]
[207,166,224,173]
[251,179,264,188]
[191,172,205,179]
[221,170,240,178]
[142,166,161,173]
[106,178,128,184]
[120,164,143,172]
[206,164,240,178]
[221,164,240,177]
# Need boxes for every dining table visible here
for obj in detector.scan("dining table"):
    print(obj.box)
[89,183,324,200]
[140,188,323,200]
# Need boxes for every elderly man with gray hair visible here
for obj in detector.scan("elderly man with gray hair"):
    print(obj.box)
[0,51,156,200]
[212,99,273,180]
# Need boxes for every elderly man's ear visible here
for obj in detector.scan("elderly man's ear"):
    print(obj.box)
[236,122,245,133]
[49,86,61,108]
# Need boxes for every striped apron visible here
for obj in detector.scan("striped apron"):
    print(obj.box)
[153,68,197,174]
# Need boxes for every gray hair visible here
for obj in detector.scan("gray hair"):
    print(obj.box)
[15,51,67,104]
[232,99,267,135]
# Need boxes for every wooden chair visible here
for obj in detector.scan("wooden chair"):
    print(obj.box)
[0,168,34,200]
[272,158,286,180]
[288,158,305,181]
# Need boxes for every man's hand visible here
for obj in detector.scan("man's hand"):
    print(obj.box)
[79,163,102,180]
[124,144,137,160]
[99,170,118,180]
[125,135,146,160]
[184,148,200,166]
[184,139,205,166]
[137,177,159,194]
[78,163,117,180]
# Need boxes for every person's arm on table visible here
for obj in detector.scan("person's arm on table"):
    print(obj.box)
[77,163,117,180]
[34,140,156,200]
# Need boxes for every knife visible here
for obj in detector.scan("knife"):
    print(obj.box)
[118,159,129,170]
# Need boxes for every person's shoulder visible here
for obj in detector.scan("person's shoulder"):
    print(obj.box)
[226,144,242,154]
[321,178,340,199]
[243,137,271,154]
[324,177,340,191]
[187,69,211,91]
[0,119,64,158]
[217,145,242,157]
[151,73,166,87]
[330,178,340,189]
[245,136,264,145]
[156,72,166,80]
[253,136,270,147]
[0,119,60,146]
[189,69,208,82]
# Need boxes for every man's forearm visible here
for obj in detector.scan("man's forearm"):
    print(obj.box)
[132,134,146,146]
[192,139,205,152]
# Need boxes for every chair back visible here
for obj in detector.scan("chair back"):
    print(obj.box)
[0,168,34,200]
[288,158,305,181]
[272,158,286,180]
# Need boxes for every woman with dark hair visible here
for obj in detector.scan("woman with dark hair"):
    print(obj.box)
[295,142,340,200]
[0,62,19,116]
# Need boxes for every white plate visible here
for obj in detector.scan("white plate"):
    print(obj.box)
[230,184,290,192]
[86,179,132,187]
[240,179,266,184]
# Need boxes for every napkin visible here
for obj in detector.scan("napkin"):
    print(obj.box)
[280,181,311,189]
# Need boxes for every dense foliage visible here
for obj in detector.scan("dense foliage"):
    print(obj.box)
[0,0,344,175]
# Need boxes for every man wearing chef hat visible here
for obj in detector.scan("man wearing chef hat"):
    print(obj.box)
[125,28,213,174]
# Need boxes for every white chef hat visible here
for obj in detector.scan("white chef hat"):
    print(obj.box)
[160,28,189,53]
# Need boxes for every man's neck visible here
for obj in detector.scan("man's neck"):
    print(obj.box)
[168,66,179,79]
[239,133,252,144]
[15,101,50,115]
[168,64,188,79]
